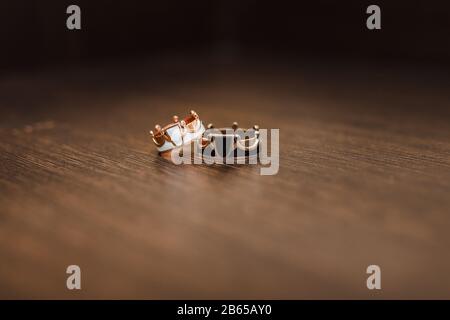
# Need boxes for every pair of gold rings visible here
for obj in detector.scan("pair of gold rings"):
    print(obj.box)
[149,110,260,159]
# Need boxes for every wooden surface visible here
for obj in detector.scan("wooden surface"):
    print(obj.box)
[1,56,450,299]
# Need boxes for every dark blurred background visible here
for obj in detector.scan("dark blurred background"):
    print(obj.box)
[1,0,450,72]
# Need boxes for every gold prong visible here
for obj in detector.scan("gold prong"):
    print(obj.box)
[190,110,198,119]
[232,122,239,130]
[207,123,214,129]
[173,115,179,123]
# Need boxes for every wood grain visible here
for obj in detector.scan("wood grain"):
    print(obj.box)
[1,57,450,299]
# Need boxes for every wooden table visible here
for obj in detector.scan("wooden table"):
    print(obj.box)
[1,56,449,299]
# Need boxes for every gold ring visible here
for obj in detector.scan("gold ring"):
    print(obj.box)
[199,122,260,160]
[149,110,205,154]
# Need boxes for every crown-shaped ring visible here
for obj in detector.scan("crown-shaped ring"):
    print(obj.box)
[150,110,205,153]
[199,122,260,159]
